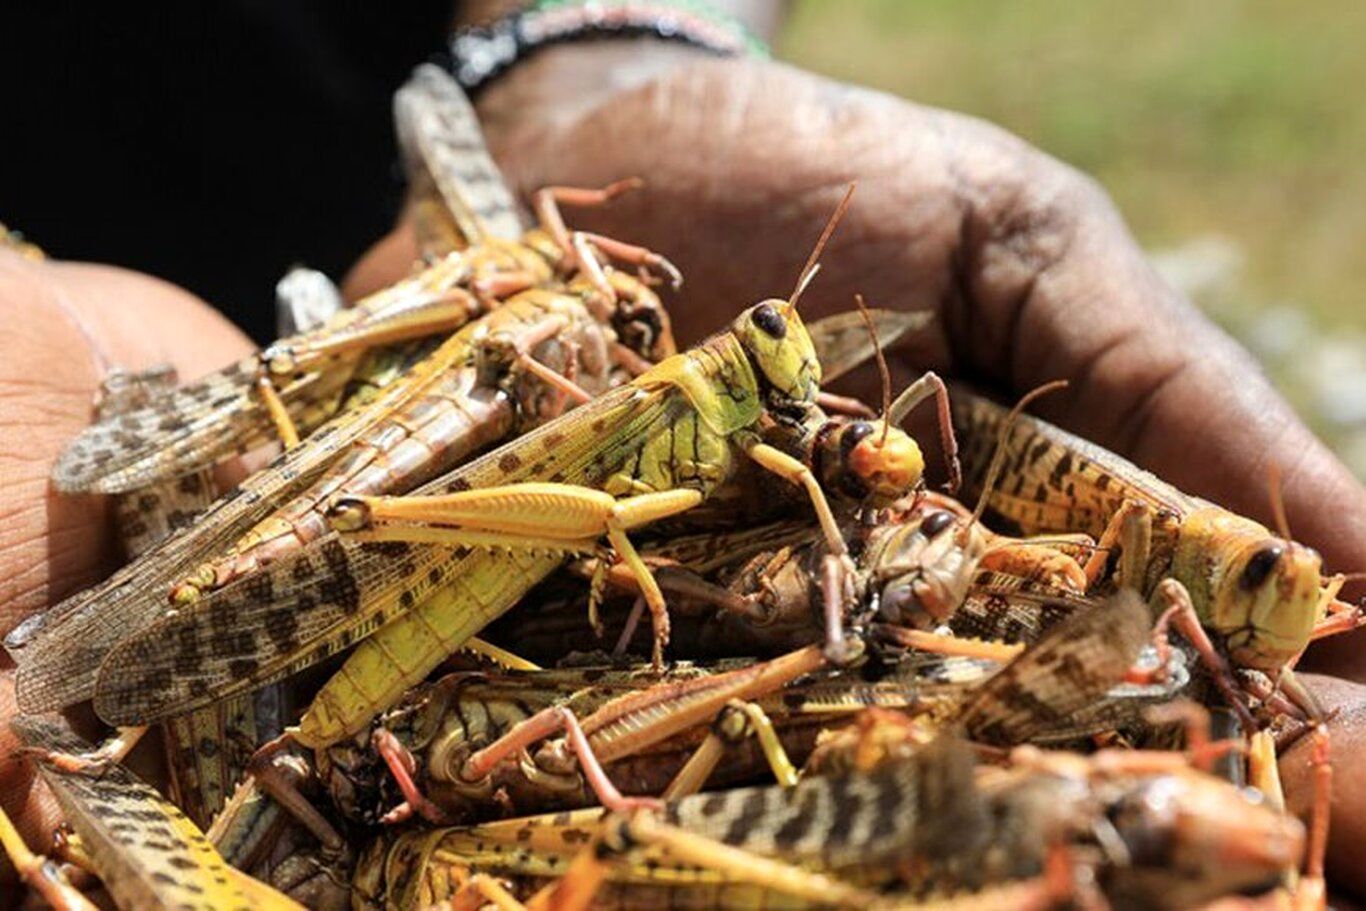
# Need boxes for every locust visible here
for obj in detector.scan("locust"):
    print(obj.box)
[85,188,949,761]
[952,387,1363,726]
[46,64,679,500]
[347,595,1309,911]
[8,60,683,715]
[0,716,305,911]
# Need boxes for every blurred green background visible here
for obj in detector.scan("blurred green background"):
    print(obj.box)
[780,0,1366,476]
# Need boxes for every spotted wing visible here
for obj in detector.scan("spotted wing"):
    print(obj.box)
[668,734,984,872]
[52,254,483,495]
[91,382,692,725]
[50,354,354,495]
[9,716,299,911]
[957,590,1150,745]
[395,63,524,253]
[12,323,493,712]
[950,386,1196,538]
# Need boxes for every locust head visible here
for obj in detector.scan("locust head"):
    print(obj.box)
[733,186,857,407]
[733,300,822,405]
[1184,508,1324,671]
[1101,769,1304,908]
[814,417,924,506]
[871,504,988,629]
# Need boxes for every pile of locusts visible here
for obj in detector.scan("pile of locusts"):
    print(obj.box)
[2,67,1360,911]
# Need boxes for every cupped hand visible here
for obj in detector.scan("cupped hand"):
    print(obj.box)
[346,53,1366,897]
[0,249,252,870]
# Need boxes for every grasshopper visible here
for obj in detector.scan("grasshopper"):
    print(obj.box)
[952,387,1362,725]
[347,598,1307,911]
[47,65,678,499]
[86,188,951,755]
[9,61,683,713]
[1,716,304,911]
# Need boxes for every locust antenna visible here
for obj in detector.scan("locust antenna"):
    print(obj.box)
[787,183,856,315]
[1266,462,1292,541]
[853,294,893,448]
[962,380,1069,545]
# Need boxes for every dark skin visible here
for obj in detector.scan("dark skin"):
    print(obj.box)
[2,46,1364,900]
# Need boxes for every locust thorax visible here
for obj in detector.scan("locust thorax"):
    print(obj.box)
[1175,507,1324,670]
[731,300,821,405]
[870,507,987,630]
[813,418,925,506]
[1100,770,1304,908]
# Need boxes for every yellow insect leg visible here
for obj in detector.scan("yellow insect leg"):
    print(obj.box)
[0,804,99,911]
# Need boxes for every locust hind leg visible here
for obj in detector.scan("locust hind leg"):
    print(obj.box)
[454,706,661,814]
[330,485,705,666]
[662,700,799,800]
[1082,499,1153,590]
[245,734,347,855]
[372,728,452,826]
[33,726,147,774]
[0,805,100,911]
[532,179,643,261]
[1148,579,1257,732]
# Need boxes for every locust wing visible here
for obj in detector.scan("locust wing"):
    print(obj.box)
[957,589,1150,745]
[52,256,483,494]
[91,379,695,726]
[50,354,353,495]
[11,324,483,712]
[395,63,524,252]
[10,716,301,910]
[950,386,1195,537]
[806,308,933,384]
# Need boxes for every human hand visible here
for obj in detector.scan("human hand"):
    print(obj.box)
[346,51,1366,897]
[0,249,252,870]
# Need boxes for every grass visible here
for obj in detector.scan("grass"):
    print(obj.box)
[779,0,1366,331]
[779,1,1366,476]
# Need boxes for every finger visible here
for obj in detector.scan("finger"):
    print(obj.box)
[1279,673,1366,900]
[0,253,253,633]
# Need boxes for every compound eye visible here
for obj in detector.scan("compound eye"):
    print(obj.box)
[841,421,874,452]
[751,303,787,338]
[920,510,955,538]
[1239,545,1284,590]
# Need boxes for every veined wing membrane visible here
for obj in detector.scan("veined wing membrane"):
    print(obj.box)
[396,63,524,250]
[11,321,495,711]
[52,258,488,495]
[93,380,696,725]
[51,353,353,495]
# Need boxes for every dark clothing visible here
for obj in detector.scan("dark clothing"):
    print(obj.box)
[2,3,454,343]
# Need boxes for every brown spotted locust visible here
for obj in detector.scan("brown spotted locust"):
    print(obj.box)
[1,67,1340,911]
